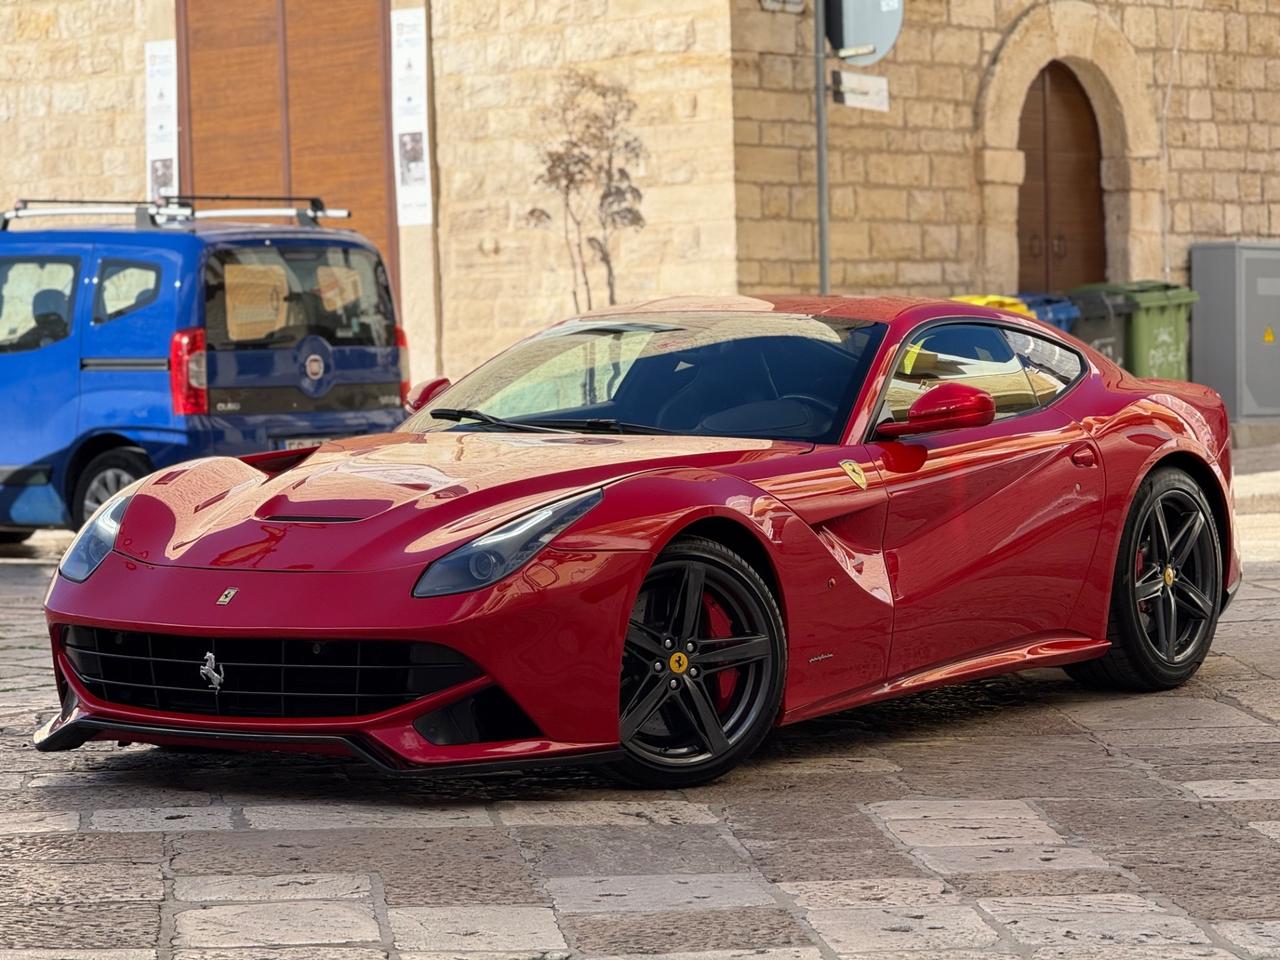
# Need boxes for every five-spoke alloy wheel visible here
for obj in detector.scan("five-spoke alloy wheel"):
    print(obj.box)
[1068,467,1223,690]
[612,536,785,787]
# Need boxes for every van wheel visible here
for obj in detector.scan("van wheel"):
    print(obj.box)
[0,531,33,545]
[72,449,150,527]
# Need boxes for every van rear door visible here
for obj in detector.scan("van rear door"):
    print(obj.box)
[202,239,406,452]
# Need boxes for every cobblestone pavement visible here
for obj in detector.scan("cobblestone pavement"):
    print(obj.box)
[0,455,1276,959]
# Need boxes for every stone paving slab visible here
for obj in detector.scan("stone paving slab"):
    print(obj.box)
[387,905,565,952]
[548,873,777,913]
[804,904,1000,952]
[173,873,372,902]
[173,901,382,948]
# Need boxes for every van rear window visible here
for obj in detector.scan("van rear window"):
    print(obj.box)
[204,244,396,351]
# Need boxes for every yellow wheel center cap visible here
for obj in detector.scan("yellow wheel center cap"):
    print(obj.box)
[668,652,689,674]
[1163,566,1176,587]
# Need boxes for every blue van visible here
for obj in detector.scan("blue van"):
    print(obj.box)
[0,198,408,539]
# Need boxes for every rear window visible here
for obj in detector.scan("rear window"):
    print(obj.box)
[0,256,77,353]
[203,243,395,350]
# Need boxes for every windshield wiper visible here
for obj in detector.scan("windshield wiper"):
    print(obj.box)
[522,418,674,435]
[428,408,571,433]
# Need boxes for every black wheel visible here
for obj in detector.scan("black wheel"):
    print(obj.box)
[611,536,785,788]
[0,530,33,545]
[72,448,150,527]
[1067,467,1222,691]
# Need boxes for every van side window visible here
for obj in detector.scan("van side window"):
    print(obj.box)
[0,257,78,353]
[879,322,1039,425]
[96,261,160,322]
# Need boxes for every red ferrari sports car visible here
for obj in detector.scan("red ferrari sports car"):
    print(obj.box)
[36,295,1239,786]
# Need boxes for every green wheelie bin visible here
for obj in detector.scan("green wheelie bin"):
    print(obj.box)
[1072,281,1199,380]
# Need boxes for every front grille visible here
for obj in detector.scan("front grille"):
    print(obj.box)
[62,626,481,719]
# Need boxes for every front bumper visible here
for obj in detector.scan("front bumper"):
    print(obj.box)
[38,545,652,772]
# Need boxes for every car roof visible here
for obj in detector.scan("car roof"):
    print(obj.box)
[575,294,1054,338]
[0,220,375,250]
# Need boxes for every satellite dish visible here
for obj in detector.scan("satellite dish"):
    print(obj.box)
[826,0,903,67]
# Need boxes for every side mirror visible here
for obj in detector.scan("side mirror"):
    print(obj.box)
[877,382,996,439]
[405,377,451,414]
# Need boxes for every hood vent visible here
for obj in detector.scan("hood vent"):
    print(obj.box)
[261,515,361,524]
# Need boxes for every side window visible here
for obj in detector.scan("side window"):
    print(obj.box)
[1003,329,1084,404]
[0,257,78,354]
[879,322,1039,425]
[96,260,160,323]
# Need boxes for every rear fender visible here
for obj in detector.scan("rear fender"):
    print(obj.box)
[1073,400,1236,640]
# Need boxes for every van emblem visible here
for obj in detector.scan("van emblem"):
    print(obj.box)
[199,652,225,691]
[216,587,238,606]
[304,354,325,381]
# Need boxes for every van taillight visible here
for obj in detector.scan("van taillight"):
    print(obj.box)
[395,326,411,404]
[169,328,208,416]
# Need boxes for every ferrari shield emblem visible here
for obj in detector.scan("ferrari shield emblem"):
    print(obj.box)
[216,587,238,606]
[668,652,689,674]
[839,460,868,490]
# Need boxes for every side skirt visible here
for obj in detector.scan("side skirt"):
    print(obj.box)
[780,635,1110,726]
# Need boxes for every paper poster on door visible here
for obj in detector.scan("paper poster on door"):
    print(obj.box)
[145,40,178,199]
[390,8,433,226]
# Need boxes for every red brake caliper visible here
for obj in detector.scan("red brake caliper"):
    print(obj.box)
[702,593,738,710]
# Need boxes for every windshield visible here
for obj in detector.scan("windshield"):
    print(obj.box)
[204,242,396,350]
[400,312,886,443]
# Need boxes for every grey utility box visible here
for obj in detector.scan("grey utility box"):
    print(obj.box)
[1190,242,1280,419]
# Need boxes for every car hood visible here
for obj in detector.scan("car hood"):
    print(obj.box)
[115,431,810,572]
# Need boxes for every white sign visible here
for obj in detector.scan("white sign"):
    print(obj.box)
[390,8,433,226]
[832,70,890,112]
[761,0,805,11]
[144,39,179,199]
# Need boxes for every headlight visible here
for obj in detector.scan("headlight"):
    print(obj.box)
[58,487,136,583]
[413,489,602,597]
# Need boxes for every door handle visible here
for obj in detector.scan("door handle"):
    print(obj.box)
[1052,234,1067,260]
[1029,234,1043,258]
[1070,446,1097,468]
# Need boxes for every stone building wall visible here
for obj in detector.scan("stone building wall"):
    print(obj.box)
[0,0,171,209]
[428,0,739,377]
[731,0,1280,299]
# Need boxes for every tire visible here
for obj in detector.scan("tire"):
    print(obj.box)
[610,535,786,788]
[0,531,33,545]
[71,448,151,528]
[1067,467,1223,691]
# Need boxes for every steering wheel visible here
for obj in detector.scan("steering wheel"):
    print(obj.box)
[778,393,839,418]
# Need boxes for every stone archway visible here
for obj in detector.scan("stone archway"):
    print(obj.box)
[975,1,1165,291]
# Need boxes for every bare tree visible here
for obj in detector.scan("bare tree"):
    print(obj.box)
[528,70,646,311]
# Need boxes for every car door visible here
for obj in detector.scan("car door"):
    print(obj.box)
[0,244,89,526]
[77,246,181,443]
[866,319,1104,678]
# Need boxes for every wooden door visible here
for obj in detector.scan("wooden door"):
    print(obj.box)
[178,0,398,282]
[1016,62,1106,291]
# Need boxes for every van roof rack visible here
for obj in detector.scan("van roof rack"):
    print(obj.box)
[2,195,351,231]
[161,195,351,227]
[0,198,191,231]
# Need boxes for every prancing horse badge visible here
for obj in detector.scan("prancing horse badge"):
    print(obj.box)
[216,587,238,606]
[839,460,868,490]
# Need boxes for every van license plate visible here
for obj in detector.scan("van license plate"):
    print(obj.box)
[280,437,327,450]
